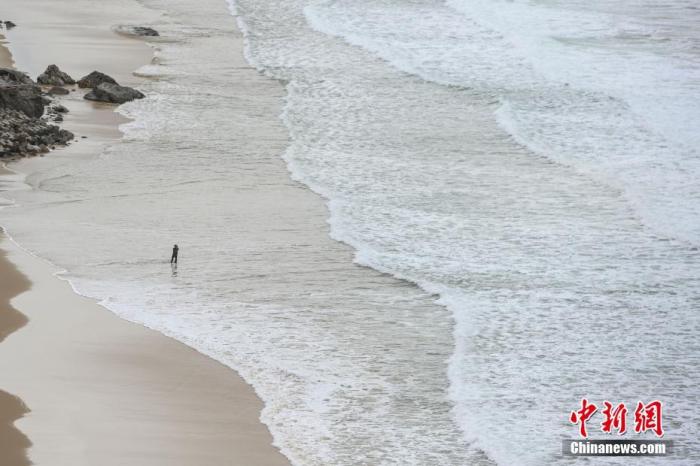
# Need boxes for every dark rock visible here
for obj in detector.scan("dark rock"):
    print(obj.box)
[37,64,75,86]
[52,104,69,113]
[60,130,73,143]
[48,86,70,95]
[84,82,144,104]
[4,21,16,29]
[77,70,117,88]
[0,68,34,85]
[115,25,159,37]
[0,66,73,158]
[0,75,45,118]
[133,26,159,36]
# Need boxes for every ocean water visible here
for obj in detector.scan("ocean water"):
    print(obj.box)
[2,0,700,465]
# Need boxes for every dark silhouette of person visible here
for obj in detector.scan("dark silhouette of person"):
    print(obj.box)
[171,244,179,264]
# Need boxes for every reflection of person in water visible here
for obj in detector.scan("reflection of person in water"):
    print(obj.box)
[171,244,179,264]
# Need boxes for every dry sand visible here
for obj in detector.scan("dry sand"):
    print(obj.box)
[0,244,31,466]
[0,241,29,344]
[0,389,31,466]
[0,1,290,464]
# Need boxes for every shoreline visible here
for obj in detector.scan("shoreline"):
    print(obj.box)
[0,236,291,465]
[3,0,468,460]
[3,0,468,462]
[0,1,290,464]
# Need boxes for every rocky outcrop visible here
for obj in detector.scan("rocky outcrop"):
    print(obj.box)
[115,25,159,37]
[3,21,16,29]
[0,68,45,118]
[84,82,144,104]
[0,67,74,158]
[37,64,75,86]
[0,109,73,158]
[77,70,117,88]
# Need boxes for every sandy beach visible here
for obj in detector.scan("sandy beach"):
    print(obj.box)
[0,1,290,465]
[3,0,695,463]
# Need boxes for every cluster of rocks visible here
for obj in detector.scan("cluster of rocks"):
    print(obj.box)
[0,24,154,159]
[0,61,148,158]
[0,67,73,158]
[79,70,145,104]
[0,108,73,156]
[46,103,69,122]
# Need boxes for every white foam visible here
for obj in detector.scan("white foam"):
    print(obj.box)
[305,0,700,246]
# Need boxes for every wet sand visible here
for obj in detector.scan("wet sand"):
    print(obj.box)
[0,1,290,464]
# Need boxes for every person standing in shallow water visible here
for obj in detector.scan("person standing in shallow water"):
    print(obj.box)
[171,244,179,264]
